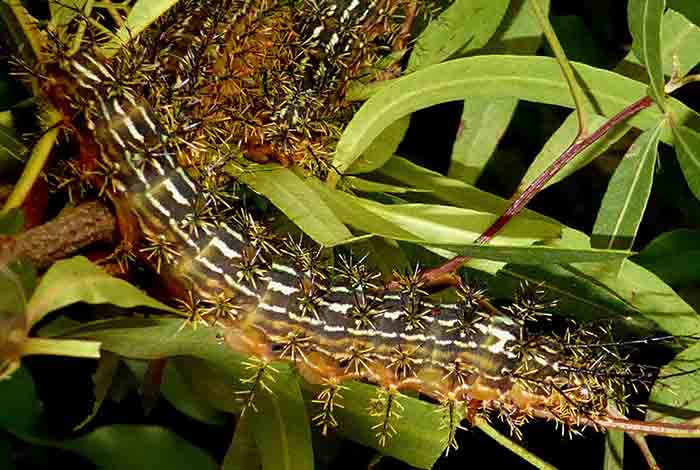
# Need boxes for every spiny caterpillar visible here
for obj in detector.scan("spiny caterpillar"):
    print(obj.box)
[14,0,699,461]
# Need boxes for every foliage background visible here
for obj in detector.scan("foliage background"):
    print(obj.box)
[1,0,700,469]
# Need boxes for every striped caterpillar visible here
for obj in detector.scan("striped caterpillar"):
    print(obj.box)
[17,0,700,463]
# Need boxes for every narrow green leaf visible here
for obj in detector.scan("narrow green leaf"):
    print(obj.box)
[407,0,509,71]
[344,116,410,174]
[501,228,700,336]
[647,341,700,424]
[334,56,699,173]
[592,121,664,252]
[223,417,261,470]
[62,424,218,470]
[434,244,632,266]
[227,165,353,246]
[617,10,700,84]
[603,429,625,470]
[48,0,88,29]
[668,0,700,26]
[247,372,314,470]
[633,229,700,286]
[628,0,667,106]
[62,317,449,467]
[307,179,560,246]
[671,123,700,200]
[104,0,180,56]
[448,0,549,183]
[300,381,449,469]
[25,256,179,327]
[377,157,558,225]
[74,352,120,431]
[342,176,429,194]
[518,113,631,192]
[658,10,700,78]
[448,98,517,184]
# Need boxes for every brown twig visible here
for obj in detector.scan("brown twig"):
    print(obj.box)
[0,200,117,268]
[531,407,700,438]
[413,95,654,286]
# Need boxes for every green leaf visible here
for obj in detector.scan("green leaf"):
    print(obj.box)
[633,229,700,286]
[603,429,625,470]
[500,228,700,336]
[407,0,509,71]
[247,371,314,470]
[306,178,560,246]
[628,0,667,106]
[518,113,631,192]
[659,10,700,78]
[435,244,632,266]
[343,116,410,174]
[226,165,353,246]
[334,55,699,173]
[342,177,429,194]
[447,0,550,183]
[377,157,557,225]
[104,0,180,56]
[448,97,517,184]
[48,0,88,30]
[301,381,448,469]
[74,352,120,431]
[668,0,700,26]
[61,317,449,467]
[61,424,218,470]
[647,341,700,424]
[25,256,179,327]
[0,367,218,470]
[592,120,664,253]
[223,417,261,470]
[671,122,700,200]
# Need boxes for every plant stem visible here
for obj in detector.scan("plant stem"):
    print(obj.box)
[529,0,588,137]
[419,95,653,283]
[474,416,559,470]
[1,110,62,216]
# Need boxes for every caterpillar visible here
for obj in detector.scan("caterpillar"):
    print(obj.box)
[9,0,700,466]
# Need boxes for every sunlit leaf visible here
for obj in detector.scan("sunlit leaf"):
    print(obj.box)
[25,256,179,327]
[447,0,549,184]
[628,0,667,106]
[518,113,631,192]
[343,117,409,174]
[246,371,313,470]
[592,121,664,253]
[306,178,560,246]
[671,123,700,200]
[335,55,699,173]
[227,164,353,246]
[104,0,181,55]
[407,0,509,71]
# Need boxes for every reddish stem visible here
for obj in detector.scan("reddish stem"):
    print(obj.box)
[420,95,654,283]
